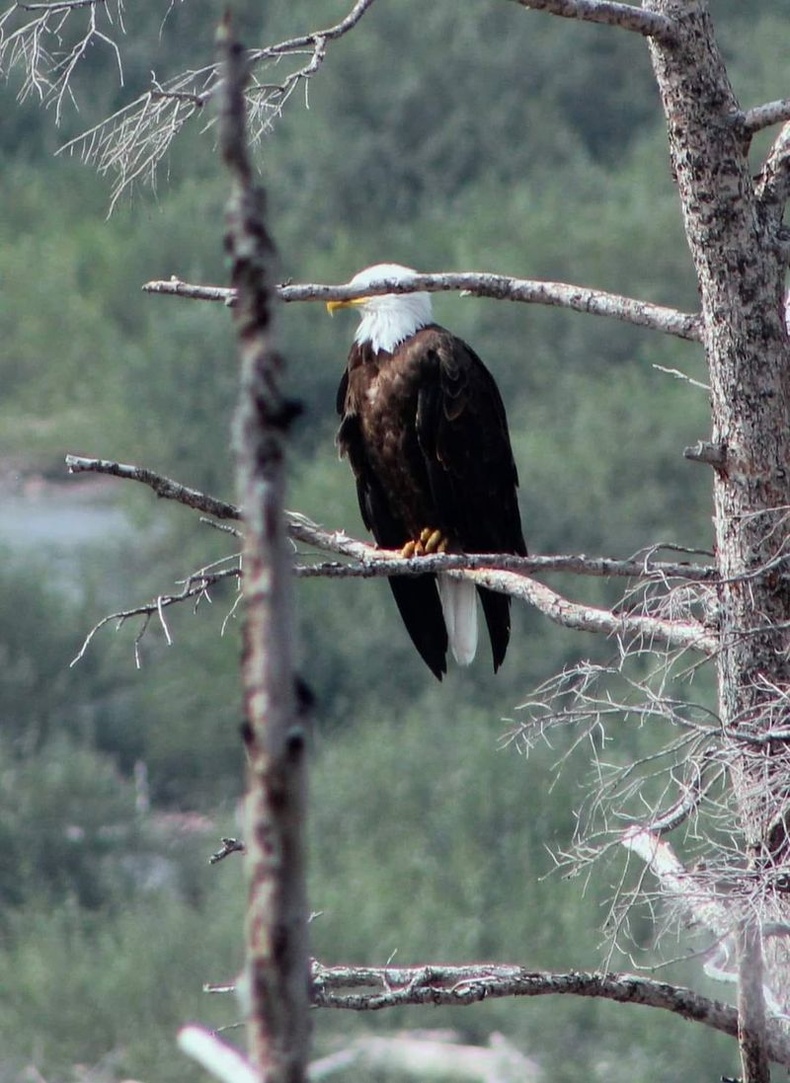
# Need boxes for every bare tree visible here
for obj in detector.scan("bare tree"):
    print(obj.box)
[9,0,790,1080]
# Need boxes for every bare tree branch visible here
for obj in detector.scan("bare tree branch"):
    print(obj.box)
[65,453,240,519]
[142,278,236,304]
[294,553,717,583]
[744,99,790,137]
[18,1,105,11]
[508,0,676,43]
[622,828,733,941]
[249,0,378,56]
[71,555,717,660]
[0,0,124,122]
[70,560,240,666]
[209,837,246,865]
[142,272,703,342]
[53,0,378,210]
[468,568,715,655]
[683,441,728,469]
[178,1026,258,1083]
[65,452,716,656]
[756,120,790,216]
[65,455,717,583]
[311,961,790,1065]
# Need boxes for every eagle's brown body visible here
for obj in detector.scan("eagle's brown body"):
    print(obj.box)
[336,323,526,679]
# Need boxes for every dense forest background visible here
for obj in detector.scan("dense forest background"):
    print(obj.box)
[1,2,786,1080]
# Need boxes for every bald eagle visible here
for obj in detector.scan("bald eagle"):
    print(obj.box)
[328,263,526,680]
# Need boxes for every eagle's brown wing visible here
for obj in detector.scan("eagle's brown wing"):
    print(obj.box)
[414,331,526,670]
[337,365,449,679]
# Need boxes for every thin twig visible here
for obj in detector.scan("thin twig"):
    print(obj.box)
[70,564,240,665]
[54,0,379,209]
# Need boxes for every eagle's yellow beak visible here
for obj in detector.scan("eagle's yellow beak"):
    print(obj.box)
[326,296,367,315]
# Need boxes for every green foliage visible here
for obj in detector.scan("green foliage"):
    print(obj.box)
[0,548,105,751]
[0,884,243,1083]
[0,734,139,909]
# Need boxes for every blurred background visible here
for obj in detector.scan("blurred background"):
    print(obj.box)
[0,1,783,1079]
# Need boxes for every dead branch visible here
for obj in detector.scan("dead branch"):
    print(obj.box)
[178,1026,259,1083]
[64,455,717,582]
[743,100,790,137]
[636,760,709,836]
[65,453,240,519]
[472,568,715,654]
[209,837,246,865]
[65,454,716,657]
[142,272,703,343]
[622,828,733,941]
[756,119,790,216]
[295,553,716,582]
[17,1,104,10]
[69,561,240,666]
[54,0,378,210]
[71,556,716,661]
[652,363,710,391]
[247,0,377,61]
[508,0,677,43]
[504,661,753,960]
[684,441,728,469]
[311,961,790,1065]
[0,0,124,123]
[141,278,236,304]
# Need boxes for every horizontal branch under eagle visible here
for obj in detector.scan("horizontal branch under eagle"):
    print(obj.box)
[66,455,717,658]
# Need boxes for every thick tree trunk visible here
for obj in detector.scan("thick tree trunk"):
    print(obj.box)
[647,0,790,1040]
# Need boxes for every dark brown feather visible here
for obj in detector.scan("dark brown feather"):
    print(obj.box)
[337,324,526,676]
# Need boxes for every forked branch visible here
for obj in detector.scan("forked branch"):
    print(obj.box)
[0,0,124,122]
[53,0,379,210]
[65,454,717,658]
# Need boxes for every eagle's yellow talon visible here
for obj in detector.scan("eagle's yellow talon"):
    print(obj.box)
[424,529,444,554]
[404,528,448,557]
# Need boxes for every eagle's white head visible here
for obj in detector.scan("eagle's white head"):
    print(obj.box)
[327,263,433,354]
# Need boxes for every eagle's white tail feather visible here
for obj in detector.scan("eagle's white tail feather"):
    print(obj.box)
[437,575,478,666]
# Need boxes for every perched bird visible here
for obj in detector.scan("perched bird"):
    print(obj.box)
[327,263,526,679]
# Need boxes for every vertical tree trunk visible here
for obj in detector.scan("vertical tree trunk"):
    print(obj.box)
[647,0,790,1067]
[219,17,310,1082]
